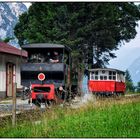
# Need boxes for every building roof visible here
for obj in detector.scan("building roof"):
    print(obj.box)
[21,43,72,52]
[0,42,27,57]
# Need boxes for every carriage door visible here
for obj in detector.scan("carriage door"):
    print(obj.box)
[6,63,16,97]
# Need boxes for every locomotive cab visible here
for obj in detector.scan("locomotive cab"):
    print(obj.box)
[88,68,126,96]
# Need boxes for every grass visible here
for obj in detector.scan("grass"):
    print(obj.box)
[0,96,140,138]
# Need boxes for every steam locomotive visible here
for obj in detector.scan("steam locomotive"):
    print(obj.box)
[88,68,126,96]
[21,43,77,106]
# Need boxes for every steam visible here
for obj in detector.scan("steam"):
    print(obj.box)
[70,75,96,108]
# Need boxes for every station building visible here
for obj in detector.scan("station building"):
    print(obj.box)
[0,42,27,98]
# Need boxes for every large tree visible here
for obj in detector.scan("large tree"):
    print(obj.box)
[14,2,140,68]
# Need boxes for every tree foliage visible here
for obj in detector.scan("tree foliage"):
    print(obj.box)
[136,81,140,93]
[125,70,135,92]
[14,2,140,68]
[0,37,14,43]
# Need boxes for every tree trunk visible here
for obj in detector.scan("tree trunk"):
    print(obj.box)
[77,66,84,96]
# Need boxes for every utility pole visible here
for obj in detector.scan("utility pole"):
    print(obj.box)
[12,83,17,127]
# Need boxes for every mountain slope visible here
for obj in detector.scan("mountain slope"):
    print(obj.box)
[0,2,27,47]
[128,56,140,85]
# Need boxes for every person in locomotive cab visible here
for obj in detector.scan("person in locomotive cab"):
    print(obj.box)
[50,51,60,63]
[45,52,51,63]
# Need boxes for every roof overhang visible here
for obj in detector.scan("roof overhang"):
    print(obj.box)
[0,42,27,58]
[21,43,72,52]
[88,68,125,74]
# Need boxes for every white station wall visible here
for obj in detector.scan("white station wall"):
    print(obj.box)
[0,53,23,93]
[0,54,6,92]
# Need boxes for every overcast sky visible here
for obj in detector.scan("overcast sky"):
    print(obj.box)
[109,21,140,71]
[24,2,32,8]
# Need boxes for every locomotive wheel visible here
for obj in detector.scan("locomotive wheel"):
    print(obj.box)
[46,100,56,108]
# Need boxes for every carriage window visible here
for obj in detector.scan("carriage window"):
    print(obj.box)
[100,76,103,80]
[92,72,95,74]
[117,73,124,82]
[90,71,98,80]
[113,76,116,80]
[95,71,98,75]
[113,71,116,75]
[91,75,94,80]
[95,76,98,80]
[104,76,107,80]
[109,71,112,75]
[90,71,99,80]
[109,71,116,80]
[100,75,107,80]
[109,76,112,80]
[90,72,95,80]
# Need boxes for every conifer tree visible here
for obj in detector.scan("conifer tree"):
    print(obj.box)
[125,70,135,93]
[136,81,140,93]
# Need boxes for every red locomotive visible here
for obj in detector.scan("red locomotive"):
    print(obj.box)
[88,68,125,96]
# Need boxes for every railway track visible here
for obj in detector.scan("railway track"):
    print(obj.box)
[0,93,139,117]
[125,93,140,97]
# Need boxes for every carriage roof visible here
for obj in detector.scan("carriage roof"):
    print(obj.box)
[88,68,125,74]
[21,43,72,52]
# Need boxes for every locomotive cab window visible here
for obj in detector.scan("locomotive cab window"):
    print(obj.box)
[27,48,64,63]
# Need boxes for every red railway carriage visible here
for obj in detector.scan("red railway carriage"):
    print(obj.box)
[88,68,125,95]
